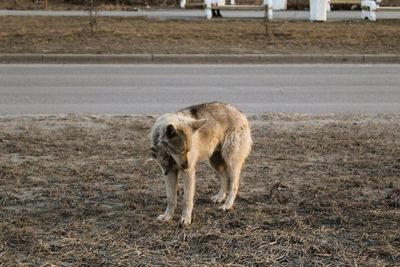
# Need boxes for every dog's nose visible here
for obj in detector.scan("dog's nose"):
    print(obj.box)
[181,162,189,169]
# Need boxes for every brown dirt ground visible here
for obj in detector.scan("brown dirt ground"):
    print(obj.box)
[0,113,399,266]
[1,16,400,54]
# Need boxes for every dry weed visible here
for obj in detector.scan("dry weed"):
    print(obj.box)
[0,113,399,265]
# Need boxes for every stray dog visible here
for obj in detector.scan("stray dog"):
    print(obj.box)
[149,102,252,225]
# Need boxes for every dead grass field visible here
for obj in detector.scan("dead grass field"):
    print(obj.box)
[0,113,399,266]
[1,16,400,55]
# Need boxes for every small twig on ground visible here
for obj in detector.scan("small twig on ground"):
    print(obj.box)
[89,0,98,35]
[265,19,273,41]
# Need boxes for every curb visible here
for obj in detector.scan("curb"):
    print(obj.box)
[0,54,399,64]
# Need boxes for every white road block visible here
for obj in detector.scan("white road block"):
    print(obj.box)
[265,0,274,19]
[310,0,328,21]
[273,0,287,10]
[204,0,222,19]
[180,0,186,8]
[204,0,273,20]
[204,0,224,18]
[361,0,400,21]
[361,0,377,20]
[311,0,383,21]
[205,0,212,19]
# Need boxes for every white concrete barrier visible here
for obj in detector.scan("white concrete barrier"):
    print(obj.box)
[361,0,377,20]
[204,0,273,20]
[310,0,328,21]
[194,0,397,21]
[361,0,400,21]
[273,0,287,10]
[266,0,274,19]
[205,0,212,18]
[311,0,399,22]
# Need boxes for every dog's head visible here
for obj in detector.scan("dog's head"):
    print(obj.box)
[159,119,207,170]
[150,146,177,176]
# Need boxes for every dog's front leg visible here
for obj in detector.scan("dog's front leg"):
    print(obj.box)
[157,169,178,222]
[180,168,195,225]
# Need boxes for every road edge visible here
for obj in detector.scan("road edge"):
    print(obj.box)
[1,54,399,64]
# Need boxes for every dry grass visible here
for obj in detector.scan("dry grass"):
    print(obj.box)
[1,16,400,55]
[0,113,399,266]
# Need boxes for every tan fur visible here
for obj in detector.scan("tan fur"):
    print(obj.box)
[149,102,252,225]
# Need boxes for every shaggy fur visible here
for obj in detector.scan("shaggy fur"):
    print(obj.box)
[149,102,252,225]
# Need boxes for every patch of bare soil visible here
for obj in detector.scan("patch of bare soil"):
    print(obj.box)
[0,113,399,265]
[0,16,400,54]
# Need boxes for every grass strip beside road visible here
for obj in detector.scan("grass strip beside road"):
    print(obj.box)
[1,16,400,55]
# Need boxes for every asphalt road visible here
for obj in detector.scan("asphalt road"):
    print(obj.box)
[1,9,400,20]
[0,64,400,115]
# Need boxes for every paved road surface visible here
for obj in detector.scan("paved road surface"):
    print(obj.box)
[0,64,399,115]
[1,9,400,20]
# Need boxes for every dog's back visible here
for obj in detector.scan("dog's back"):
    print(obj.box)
[178,102,252,160]
[179,102,248,130]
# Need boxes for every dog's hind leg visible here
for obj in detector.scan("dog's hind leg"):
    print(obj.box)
[157,169,178,222]
[219,128,252,211]
[209,151,229,203]
[219,161,243,211]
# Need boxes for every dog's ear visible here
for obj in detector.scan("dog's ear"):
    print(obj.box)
[190,119,207,132]
[165,124,177,138]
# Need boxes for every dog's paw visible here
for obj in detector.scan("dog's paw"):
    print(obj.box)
[211,193,226,203]
[156,214,173,222]
[179,216,192,226]
[218,203,233,211]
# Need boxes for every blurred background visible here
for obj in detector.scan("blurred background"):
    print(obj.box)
[1,0,399,10]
